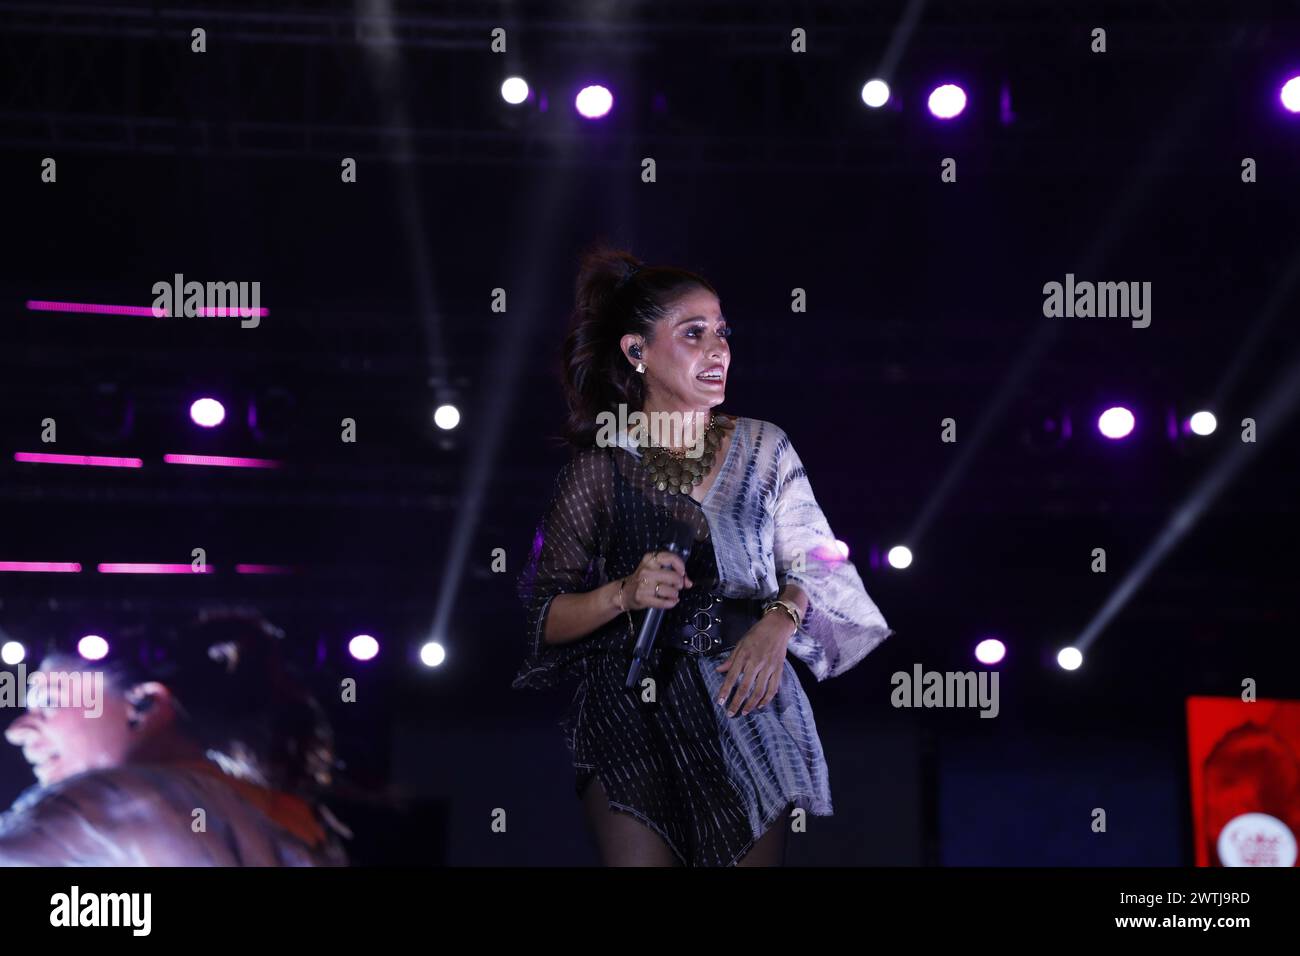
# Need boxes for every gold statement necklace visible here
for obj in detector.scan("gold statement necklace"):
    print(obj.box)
[640,413,727,495]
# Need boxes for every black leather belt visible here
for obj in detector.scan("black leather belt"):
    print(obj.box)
[663,593,763,657]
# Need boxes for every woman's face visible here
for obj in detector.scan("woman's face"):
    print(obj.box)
[631,287,731,412]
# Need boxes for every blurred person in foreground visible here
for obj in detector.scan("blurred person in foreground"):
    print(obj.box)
[0,610,348,865]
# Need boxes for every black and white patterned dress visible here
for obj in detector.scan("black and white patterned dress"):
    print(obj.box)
[513,415,892,866]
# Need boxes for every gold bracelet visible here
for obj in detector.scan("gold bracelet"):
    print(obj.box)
[774,597,803,627]
[762,599,801,631]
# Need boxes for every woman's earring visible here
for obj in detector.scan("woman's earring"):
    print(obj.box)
[635,361,646,374]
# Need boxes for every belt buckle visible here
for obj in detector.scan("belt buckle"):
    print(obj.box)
[687,627,713,654]
[685,601,721,655]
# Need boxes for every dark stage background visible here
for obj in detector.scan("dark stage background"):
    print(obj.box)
[1,0,1298,865]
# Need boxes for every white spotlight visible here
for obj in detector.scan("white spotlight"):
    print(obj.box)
[1,641,25,666]
[575,85,614,119]
[78,634,110,661]
[887,545,913,569]
[420,641,446,668]
[1057,647,1083,670]
[348,634,380,661]
[927,83,968,119]
[1189,411,1217,436]
[434,404,460,430]
[501,77,529,105]
[861,79,890,108]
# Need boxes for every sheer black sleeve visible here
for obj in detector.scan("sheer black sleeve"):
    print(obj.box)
[511,447,613,690]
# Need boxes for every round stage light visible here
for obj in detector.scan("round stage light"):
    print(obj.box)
[1057,647,1083,670]
[861,79,890,108]
[576,85,613,119]
[78,635,110,661]
[1188,411,1217,436]
[501,77,530,105]
[887,545,913,569]
[928,84,967,119]
[1097,406,1135,439]
[348,634,379,661]
[190,397,226,428]
[975,639,1006,665]
[1,641,25,666]
[420,642,446,668]
[1281,76,1300,113]
[434,404,460,430]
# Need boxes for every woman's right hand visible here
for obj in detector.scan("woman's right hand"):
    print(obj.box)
[621,551,693,611]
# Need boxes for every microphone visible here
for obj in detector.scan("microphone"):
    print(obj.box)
[625,520,695,691]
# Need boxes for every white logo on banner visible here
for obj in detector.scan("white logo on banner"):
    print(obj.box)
[1217,812,1297,867]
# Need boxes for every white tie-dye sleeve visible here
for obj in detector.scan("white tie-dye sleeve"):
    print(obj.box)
[769,429,893,680]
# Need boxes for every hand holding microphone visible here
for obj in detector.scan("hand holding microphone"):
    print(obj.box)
[620,550,694,611]
[624,521,697,690]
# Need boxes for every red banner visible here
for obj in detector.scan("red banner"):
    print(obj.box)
[1187,696,1300,866]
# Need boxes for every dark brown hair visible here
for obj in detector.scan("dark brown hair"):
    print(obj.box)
[560,242,718,446]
